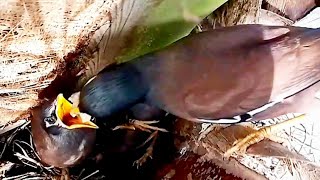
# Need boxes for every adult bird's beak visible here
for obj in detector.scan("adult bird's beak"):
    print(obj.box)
[55,94,98,129]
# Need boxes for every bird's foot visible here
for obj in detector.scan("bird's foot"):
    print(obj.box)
[113,120,167,168]
[56,168,70,180]
[223,114,306,159]
[113,120,168,133]
[223,127,269,159]
[133,131,159,168]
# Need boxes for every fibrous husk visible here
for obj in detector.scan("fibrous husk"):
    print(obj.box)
[0,0,114,125]
[263,0,317,21]
[194,0,318,32]
[1,0,156,125]
[209,0,262,28]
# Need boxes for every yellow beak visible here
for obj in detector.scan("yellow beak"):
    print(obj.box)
[55,94,98,129]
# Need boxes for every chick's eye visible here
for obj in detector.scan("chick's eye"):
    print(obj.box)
[44,116,56,124]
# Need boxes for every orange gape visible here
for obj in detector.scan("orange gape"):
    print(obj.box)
[56,94,98,129]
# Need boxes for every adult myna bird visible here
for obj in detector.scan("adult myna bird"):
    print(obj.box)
[56,24,320,161]
[31,94,98,168]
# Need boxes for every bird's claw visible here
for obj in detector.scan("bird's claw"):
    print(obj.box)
[133,147,154,169]
[114,120,167,168]
[223,131,265,159]
[112,124,136,131]
[223,114,306,159]
[132,120,168,132]
[133,131,158,168]
[113,119,168,133]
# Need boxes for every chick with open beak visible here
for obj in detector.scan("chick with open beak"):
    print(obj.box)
[31,94,98,168]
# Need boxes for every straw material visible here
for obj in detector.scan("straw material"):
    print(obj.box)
[209,0,262,28]
[0,0,113,125]
[0,0,164,125]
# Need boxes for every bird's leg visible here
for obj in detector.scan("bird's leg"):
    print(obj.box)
[223,114,306,159]
[133,131,158,168]
[113,119,167,167]
[113,119,168,133]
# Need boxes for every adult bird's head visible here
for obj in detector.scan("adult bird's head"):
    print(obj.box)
[31,94,98,168]
[78,63,149,119]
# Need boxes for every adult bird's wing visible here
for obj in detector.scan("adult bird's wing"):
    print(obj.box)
[142,25,320,123]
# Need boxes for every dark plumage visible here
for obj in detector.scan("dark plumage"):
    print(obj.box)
[130,103,165,121]
[79,64,148,119]
[78,24,320,123]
